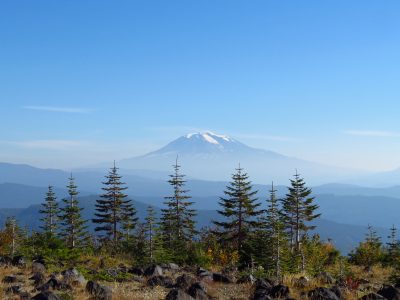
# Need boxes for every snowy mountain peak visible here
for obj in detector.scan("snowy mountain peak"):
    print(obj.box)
[184,132,234,145]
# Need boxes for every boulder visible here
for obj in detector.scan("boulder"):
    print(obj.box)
[144,264,163,277]
[212,272,232,283]
[32,262,46,274]
[168,263,180,270]
[147,275,174,288]
[378,285,400,300]
[32,291,61,300]
[129,267,144,276]
[294,276,310,288]
[252,279,274,300]
[308,287,340,300]
[5,285,21,294]
[197,268,212,278]
[188,282,210,300]
[175,274,196,290]
[86,281,112,300]
[269,284,290,299]
[360,293,386,300]
[30,272,46,287]
[2,275,18,283]
[166,289,195,300]
[62,267,86,286]
[12,255,26,267]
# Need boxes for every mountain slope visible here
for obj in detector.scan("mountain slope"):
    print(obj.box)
[119,132,353,184]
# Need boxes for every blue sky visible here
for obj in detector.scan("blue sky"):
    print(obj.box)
[1,1,400,170]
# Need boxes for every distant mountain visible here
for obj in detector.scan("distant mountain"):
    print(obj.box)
[0,194,387,254]
[345,167,400,187]
[119,132,355,185]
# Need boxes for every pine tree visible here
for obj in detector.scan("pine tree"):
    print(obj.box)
[264,182,287,277]
[387,225,400,257]
[39,185,59,235]
[213,165,262,266]
[59,175,89,249]
[160,158,197,259]
[281,171,320,253]
[93,162,137,245]
[144,206,157,262]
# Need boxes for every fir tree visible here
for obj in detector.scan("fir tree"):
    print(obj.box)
[213,165,262,265]
[144,206,157,262]
[387,225,400,257]
[93,162,137,245]
[59,175,89,249]
[264,182,287,277]
[39,185,59,235]
[281,171,320,253]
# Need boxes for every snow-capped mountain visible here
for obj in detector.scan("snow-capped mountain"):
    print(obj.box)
[119,132,354,184]
[144,132,285,157]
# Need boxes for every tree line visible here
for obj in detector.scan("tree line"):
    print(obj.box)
[2,160,400,278]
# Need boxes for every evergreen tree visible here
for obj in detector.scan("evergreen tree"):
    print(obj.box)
[281,171,320,253]
[0,217,26,257]
[387,225,400,257]
[160,158,197,260]
[39,185,59,236]
[144,206,157,262]
[264,182,287,277]
[59,175,89,249]
[213,165,262,267]
[349,224,383,268]
[93,162,137,245]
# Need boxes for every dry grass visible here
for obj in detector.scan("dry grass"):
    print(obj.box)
[0,263,395,300]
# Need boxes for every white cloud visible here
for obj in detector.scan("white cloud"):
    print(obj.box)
[22,106,92,113]
[344,130,400,137]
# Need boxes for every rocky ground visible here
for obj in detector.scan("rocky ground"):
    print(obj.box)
[0,257,398,299]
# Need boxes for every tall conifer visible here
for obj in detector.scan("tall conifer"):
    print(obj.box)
[39,185,59,235]
[93,162,137,245]
[59,175,88,248]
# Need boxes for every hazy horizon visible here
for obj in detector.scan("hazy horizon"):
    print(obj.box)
[2,1,400,171]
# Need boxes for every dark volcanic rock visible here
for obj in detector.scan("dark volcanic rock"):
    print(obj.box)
[30,272,46,287]
[147,275,174,287]
[212,272,232,283]
[62,267,85,286]
[2,275,18,283]
[5,285,21,294]
[166,289,195,300]
[32,291,61,300]
[129,267,144,276]
[188,282,210,300]
[175,274,196,290]
[269,284,290,299]
[144,264,163,277]
[252,279,274,300]
[360,293,386,300]
[86,280,112,300]
[308,287,341,300]
[12,255,26,267]
[378,285,400,300]
[32,262,46,274]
